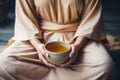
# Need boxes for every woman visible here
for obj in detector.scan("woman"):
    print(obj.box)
[0,0,114,80]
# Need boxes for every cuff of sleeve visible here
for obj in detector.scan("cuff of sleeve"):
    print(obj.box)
[73,33,106,42]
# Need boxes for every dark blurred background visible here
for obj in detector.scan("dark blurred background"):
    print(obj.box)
[102,0,120,36]
[0,0,120,79]
[0,0,15,47]
[102,1,120,79]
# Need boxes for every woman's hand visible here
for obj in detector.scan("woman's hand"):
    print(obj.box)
[60,44,79,67]
[29,38,56,68]
[36,44,56,68]
[60,36,88,67]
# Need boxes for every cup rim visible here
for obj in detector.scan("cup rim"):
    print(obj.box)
[45,41,71,54]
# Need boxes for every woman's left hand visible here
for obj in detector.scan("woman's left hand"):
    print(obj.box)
[60,44,79,67]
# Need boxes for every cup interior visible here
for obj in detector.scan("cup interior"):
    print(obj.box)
[45,41,70,54]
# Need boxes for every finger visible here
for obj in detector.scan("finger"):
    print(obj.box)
[69,44,75,58]
[43,47,49,57]
[38,49,53,67]
[39,53,56,68]
[61,57,75,67]
[39,45,49,58]
[42,57,56,68]
[40,50,48,58]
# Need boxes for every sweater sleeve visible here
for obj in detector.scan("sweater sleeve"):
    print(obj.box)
[74,0,106,41]
[12,0,42,40]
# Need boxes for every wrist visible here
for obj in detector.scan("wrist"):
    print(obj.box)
[29,38,44,50]
[36,43,44,50]
[73,36,87,48]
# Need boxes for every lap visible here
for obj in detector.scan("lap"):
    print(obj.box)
[0,41,38,58]
[78,41,113,64]
[0,40,114,66]
[0,41,50,80]
[0,40,115,80]
[72,41,114,68]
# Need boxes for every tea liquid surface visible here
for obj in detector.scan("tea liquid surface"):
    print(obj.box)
[46,44,69,52]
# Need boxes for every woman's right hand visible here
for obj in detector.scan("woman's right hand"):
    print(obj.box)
[36,44,56,68]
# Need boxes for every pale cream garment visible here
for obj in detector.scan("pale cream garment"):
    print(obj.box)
[12,0,106,42]
[0,0,115,80]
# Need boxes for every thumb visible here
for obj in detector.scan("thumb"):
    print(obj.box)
[43,46,49,58]
[45,52,49,57]
[69,44,75,58]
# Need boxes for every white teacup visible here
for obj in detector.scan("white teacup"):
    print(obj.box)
[45,41,71,65]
